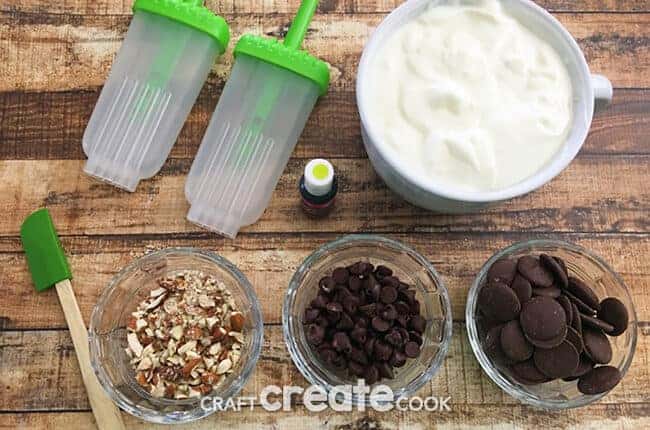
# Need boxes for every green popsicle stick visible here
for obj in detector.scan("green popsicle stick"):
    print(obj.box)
[20,209,72,292]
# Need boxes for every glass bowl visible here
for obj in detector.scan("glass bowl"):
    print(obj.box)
[466,239,637,409]
[283,235,453,404]
[89,248,263,424]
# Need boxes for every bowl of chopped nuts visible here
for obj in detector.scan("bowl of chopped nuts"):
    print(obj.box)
[89,248,263,424]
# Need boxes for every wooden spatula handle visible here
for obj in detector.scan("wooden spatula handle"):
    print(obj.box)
[55,279,126,430]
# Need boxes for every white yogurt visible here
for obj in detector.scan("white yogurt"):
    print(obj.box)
[365,0,573,192]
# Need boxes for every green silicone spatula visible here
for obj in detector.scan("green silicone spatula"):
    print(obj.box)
[20,209,125,430]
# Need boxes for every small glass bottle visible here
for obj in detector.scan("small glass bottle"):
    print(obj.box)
[299,159,337,217]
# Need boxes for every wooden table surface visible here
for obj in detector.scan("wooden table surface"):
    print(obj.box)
[1,0,649,428]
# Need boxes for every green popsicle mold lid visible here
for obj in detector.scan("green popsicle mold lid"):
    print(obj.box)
[233,0,330,95]
[133,0,230,53]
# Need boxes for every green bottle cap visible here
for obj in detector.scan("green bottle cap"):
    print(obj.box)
[133,0,230,53]
[233,0,330,95]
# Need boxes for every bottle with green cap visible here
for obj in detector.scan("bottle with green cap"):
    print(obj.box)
[83,0,230,192]
[185,0,330,238]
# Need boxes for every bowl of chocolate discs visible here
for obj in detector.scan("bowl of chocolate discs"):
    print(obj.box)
[466,240,637,409]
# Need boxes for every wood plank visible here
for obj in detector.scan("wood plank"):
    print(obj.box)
[0,157,648,238]
[2,405,650,430]
[0,13,649,92]
[1,324,648,411]
[1,87,648,161]
[0,233,647,329]
[2,0,649,15]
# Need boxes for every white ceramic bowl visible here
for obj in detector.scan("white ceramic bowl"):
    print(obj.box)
[356,0,613,213]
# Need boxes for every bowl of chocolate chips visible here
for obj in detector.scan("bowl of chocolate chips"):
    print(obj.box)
[283,235,452,404]
[466,240,637,409]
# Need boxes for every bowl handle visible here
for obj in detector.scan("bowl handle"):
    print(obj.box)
[591,74,613,109]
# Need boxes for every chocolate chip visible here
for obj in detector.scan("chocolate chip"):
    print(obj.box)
[578,365,622,395]
[500,320,534,362]
[510,359,550,385]
[517,255,554,287]
[385,329,403,347]
[533,340,579,379]
[332,267,350,285]
[379,286,398,304]
[394,301,410,315]
[374,341,393,362]
[511,275,532,304]
[380,276,400,288]
[336,312,354,331]
[487,258,518,285]
[409,299,421,314]
[380,304,397,321]
[598,297,629,336]
[557,295,573,325]
[349,262,365,276]
[404,341,420,358]
[580,313,615,334]
[348,276,362,292]
[540,253,568,288]
[409,331,423,346]
[389,350,407,367]
[375,265,393,278]
[319,348,337,363]
[409,315,426,333]
[396,314,409,328]
[371,316,391,333]
[532,286,562,299]
[568,276,600,312]
[343,295,360,315]
[364,337,375,356]
[332,332,352,354]
[307,324,325,345]
[583,327,613,364]
[319,276,336,294]
[478,282,521,322]
[311,294,328,309]
[520,296,567,346]
[359,303,377,317]
[304,307,320,324]
[349,347,369,365]
[350,326,367,345]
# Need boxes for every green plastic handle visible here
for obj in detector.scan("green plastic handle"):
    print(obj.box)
[20,209,72,292]
[284,0,319,49]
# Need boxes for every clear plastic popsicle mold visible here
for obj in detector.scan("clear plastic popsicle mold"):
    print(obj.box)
[185,56,320,237]
[83,0,229,192]
[185,0,330,238]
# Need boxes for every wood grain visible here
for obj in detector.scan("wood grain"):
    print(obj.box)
[1,322,647,412]
[0,13,649,92]
[1,233,647,329]
[1,0,649,427]
[2,0,649,15]
[0,157,648,238]
[1,88,648,161]
[2,405,650,430]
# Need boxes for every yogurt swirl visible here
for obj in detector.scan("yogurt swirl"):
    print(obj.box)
[365,0,573,192]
